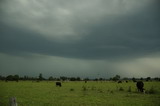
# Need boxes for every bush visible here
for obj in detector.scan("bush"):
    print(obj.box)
[70,88,74,91]
[82,86,87,91]
[110,90,114,94]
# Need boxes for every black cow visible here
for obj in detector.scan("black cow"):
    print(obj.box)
[136,81,144,92]
[118,81,122,83]
[56,82,62,87]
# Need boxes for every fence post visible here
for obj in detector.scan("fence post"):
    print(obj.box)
[9,97,17,106]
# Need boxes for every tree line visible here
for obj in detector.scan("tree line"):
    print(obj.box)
[0,74,160,82]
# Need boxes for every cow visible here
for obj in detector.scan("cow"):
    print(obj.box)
[133,80,137,83]
[136,81,144,92]
[56,82,62,87]
[118,81,122,83]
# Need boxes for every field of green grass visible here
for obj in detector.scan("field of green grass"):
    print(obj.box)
[0,81,160,106]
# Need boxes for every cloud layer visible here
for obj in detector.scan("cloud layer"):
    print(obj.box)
[0,0,160,78]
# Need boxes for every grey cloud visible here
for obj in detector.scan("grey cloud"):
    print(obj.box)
[0,0,160,78]
[0,0,160,60]
[0,0,154,40]
[0,1,160,59]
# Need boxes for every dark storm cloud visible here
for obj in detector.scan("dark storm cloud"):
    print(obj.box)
[0,0,160,78]
[0,0,160,60]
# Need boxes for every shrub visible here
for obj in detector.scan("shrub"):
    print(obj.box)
[70,88,74,91]
[110,90,114,94]
[82,86,87,91]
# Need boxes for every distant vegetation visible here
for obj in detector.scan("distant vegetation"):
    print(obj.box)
[0,74,160,82]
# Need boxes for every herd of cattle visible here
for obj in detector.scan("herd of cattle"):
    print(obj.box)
[55,81,144,93]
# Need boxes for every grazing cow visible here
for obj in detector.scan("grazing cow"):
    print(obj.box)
[133,80,137,83]
[136,81,144,92]
[126,81,128,83]
[56,82,62,87]
[118,81,122,83]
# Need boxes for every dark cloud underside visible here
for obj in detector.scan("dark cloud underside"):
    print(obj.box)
[0,3,160,60]
[0,0,160,78]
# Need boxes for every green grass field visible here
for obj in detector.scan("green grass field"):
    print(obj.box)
[0,81,160,106]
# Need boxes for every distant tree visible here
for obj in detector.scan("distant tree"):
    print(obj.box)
[154,77,159,81]
[24,76,29,80]
[6,75,19,82]
[146,77,151,81]
[112,75,120,81]
[6,75,13,81]
[0,75,2,80]
[140,77,143,80]
[76,77,81,81]
[70,77,76,81]
[48,76,54,81]
[38,73,44,81]
[0,75,5,80]
[13,75,19,82]
[132,77,136,82]
[94,78,98,81]
[60,76,68,81]
[99,78,104,81]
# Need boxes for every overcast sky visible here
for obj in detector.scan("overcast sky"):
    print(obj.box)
[0,0,160,78]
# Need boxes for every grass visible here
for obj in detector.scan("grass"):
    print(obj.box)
[0,81,160,106]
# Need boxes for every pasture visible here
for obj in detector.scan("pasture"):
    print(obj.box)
[0,81,160,106]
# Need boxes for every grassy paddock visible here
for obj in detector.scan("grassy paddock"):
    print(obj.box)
[0,81,160,106]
